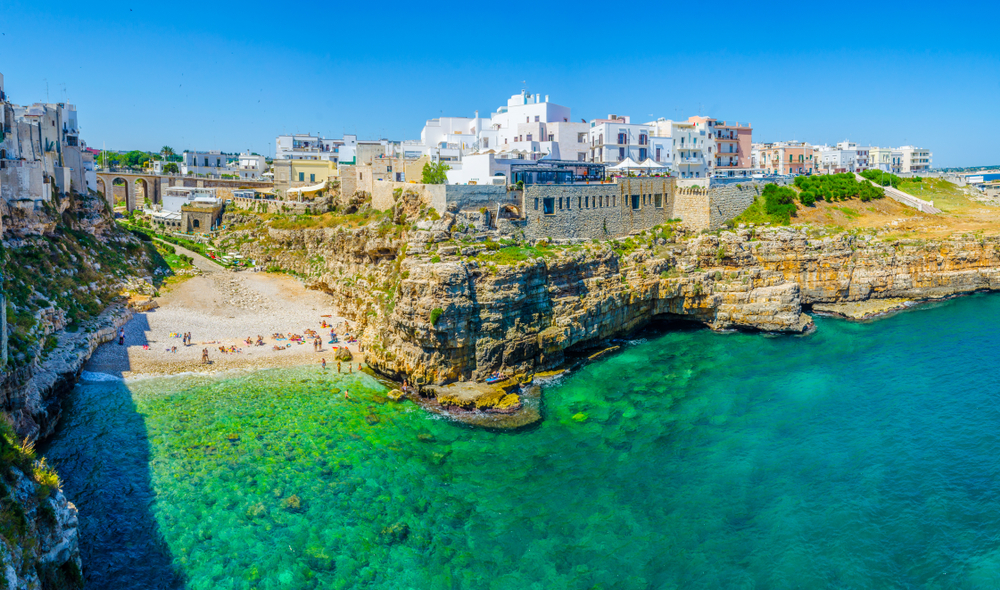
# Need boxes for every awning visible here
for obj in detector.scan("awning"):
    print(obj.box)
[286,181,327,194]
[639,158,666,169]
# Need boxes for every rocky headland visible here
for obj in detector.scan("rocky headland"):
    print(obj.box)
[218,199,1000,411]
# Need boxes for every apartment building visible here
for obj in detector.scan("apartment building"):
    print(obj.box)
[647,119,706,179]
[1,73,90,199]
[691,117,753,178]
[817,141,871,174]
[899,146,932,173]
[236,152,267,180]
[869,147,903,174]
[755,142,816,175]
[275,134,343,163]
[588,115,655,164]
[178,150,236,176]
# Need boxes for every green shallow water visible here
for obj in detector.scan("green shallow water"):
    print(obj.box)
[43,293,1000,589]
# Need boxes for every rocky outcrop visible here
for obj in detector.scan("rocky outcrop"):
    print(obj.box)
[224,213,1000,387]
[0,305,133,442]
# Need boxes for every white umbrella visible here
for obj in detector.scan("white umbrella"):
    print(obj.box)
[609,157,641,171]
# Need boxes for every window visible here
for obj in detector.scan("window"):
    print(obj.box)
[559,197,563,210]
[482,138,488,148]
[543,198,555,214]
[526,134,532,142]
[578,133,587,143]
[655,193,662,208]
[534,198,539,210]
[619,148,625,161]
[639,148,647,161]
[548,134,554,141]
[613,196,617,207]
[631,195,640,210]
[578,153,586,162]
[617,132,627,144]
[578,197,582,209]
[193,219,200,228]
[639,134,648,145]
[310,174,315,182]
[656,148,661,161]
[204,157,209,166]
[534,116,539,122]
[299,172,304,181]
[585,196,589,208]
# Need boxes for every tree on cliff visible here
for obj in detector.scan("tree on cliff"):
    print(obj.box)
[422,162,450,184]
[161,146,175,159]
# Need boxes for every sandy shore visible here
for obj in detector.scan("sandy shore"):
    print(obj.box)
[85,243,363,379]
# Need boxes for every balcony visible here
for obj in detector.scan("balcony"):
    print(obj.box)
[715,135,738,141]
[677,156,704,165]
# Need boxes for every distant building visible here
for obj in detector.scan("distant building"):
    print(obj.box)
[1,72,91,201]
[816,141,872,174]
[647,119,706,180]
[689,117,753,178]
[588,115,654,164]
[869,147,903,174]
[755,142,816,175]
[275,134,342,163]
[236,152,267,180]
[179,150,234,176]
[161,186,220,212]
[899,146,932,173]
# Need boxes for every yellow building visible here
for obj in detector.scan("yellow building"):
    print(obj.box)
[290,159,338,185]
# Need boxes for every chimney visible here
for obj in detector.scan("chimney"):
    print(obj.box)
[545,95,549,102]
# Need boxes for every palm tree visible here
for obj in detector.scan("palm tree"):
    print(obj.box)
[161,146,175,159]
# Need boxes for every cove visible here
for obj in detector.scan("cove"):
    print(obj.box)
[42,292,1000,589]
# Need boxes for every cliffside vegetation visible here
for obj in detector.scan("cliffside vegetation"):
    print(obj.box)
[3,192,164,369]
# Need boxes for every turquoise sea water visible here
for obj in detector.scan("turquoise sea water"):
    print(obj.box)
[42,293,1000,589]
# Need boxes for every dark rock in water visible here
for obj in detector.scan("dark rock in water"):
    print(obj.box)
[379,522,409,545]
[365,413,380,425]
[417,433,435,443]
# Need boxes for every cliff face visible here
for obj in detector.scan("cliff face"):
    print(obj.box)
[224,210,1000,386]
[2,190,157,589]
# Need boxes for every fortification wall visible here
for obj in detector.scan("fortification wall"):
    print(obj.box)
[522,178,674,240]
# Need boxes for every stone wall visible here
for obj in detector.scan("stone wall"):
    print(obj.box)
[522,178,675,240]
[371,181,512,215]
[708,183,760,229]
[231,196,326,215]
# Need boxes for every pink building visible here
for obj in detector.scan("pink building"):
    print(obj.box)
[688,117,753,177]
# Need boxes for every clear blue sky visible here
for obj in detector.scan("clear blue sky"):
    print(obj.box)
[2,1,997,167]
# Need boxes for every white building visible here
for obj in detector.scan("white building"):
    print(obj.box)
[236,152,267,180]
[898,146,932,173]
[275,134,343,162]
[178,150,237,176]
[161,186,220,212]
[1,73,91,201]
[414,91,589,164]
[647,118,708,179]
[817,141,871,174]
[588,115,655,165]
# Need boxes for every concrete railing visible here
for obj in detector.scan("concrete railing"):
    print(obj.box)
[855,174,941,214]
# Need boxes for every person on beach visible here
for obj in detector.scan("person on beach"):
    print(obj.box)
[202,348,209,364]
[321,358,327,370]
[118,328,125,346]
[348,363,353,374]
[337,361,341,373]
[344,390,350,401]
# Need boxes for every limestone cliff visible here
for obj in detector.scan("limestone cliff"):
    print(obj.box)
[222,206,1000,387]
[2,190,159,589]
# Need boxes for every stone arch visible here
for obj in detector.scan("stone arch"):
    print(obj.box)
[96,177,108,203]
[134,177,150,209]
[111,176,133,211]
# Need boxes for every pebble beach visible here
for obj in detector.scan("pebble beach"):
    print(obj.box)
[85,246,363,378]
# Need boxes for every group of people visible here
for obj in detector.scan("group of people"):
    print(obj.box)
[319,358,363,375]
[244,336,266,347]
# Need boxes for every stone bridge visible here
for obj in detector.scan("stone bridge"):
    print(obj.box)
[94,171,273,212]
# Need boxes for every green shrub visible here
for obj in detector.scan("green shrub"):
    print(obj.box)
[429,308,444,326]
[800,191,816,206]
